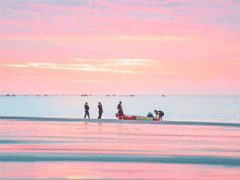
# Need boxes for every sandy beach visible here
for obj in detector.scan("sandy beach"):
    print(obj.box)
[1,117,240,179]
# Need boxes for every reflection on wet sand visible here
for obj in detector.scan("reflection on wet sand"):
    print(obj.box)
[0,119,240,179]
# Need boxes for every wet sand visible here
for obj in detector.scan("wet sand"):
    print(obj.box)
[0,117,240,179]
[1,116,240,126]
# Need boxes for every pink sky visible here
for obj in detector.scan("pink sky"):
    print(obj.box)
[0,0,240,95]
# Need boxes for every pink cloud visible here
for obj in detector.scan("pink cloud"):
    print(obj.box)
[0,0,239,95]
[1,0,239,37]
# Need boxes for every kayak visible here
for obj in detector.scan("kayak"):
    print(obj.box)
[115,113,158,121]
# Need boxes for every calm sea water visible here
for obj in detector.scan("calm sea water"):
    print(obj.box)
[0,95,239,123]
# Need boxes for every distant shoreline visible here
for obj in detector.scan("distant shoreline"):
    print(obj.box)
[1,94,239,97]
[1,116,239,127]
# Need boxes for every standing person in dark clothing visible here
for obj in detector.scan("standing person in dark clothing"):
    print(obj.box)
[117,101,123,116]
[98,102,103,119]
[84,102,90,119]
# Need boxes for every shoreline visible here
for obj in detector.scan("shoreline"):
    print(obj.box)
[1,116,239,127]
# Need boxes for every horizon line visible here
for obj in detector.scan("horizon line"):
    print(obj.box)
[0,94,239,96]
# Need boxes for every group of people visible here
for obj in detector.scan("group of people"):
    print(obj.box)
[84,101,123,119]
[85,101,163,120]
[84,102,103,119]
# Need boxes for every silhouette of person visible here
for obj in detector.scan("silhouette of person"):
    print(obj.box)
[84,102,90,119]
[154,110,159,120]
[98,102,103,119]
[158,110,164,121]
[117,101,123,116]
[154,110,164,121]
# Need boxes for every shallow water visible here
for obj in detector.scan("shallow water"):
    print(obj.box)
[0,119,240,179]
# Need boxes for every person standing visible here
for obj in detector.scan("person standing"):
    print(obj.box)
[84,102,90,119]
[98,102,103,119]
[117,101,123,116]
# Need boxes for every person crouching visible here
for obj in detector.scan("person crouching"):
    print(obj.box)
[154,110,164,121]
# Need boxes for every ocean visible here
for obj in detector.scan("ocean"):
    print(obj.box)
[0,95,240,123]
[0,95,240,179]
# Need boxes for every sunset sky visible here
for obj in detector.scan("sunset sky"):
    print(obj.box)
[0,0,239,95]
